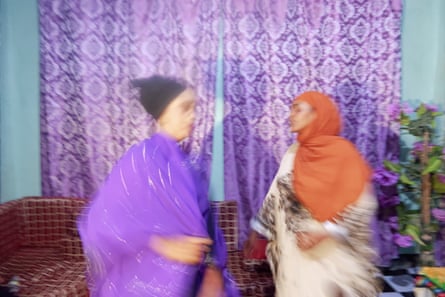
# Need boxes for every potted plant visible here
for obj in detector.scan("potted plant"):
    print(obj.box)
[373,102,445,266]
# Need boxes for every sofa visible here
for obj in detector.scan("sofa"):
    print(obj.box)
[0,197,88,297]
[0,197,273,297]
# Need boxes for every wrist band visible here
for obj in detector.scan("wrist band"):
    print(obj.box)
[204,253,217,268]
[322,221,348,240]
[250,218,272,240]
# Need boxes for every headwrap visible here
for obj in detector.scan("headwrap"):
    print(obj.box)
[132,75,187,119]
[292,91,372,222]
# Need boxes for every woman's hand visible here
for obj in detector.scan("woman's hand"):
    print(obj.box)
[296,231,329,250]
[197,266,225,297]
[149,235,212,265]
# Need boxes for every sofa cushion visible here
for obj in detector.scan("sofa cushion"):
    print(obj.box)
[0,247,88,297]
[227,251,274,297]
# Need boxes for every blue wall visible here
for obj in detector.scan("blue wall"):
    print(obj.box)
[0,0,41,202]
[401,0,445,149]
[402,0,445,108]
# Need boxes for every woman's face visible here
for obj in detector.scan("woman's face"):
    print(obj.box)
[158,88,196,141]
[289,100,316,133]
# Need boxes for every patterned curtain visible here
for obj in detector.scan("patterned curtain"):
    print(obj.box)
[40,0,403,265]
[222,0,402,265]
[39,0,219,198]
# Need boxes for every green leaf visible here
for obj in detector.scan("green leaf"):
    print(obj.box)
[432,146,444,154]
[422,158,442,175]
[404,224,425,246]
[384,160,402,173]
[400,174,416,186]
[400,114,411,126]
[429,222,440,233]
[432,111,443,117]
[433,174,445,194]
[416,104,427,116]
[406,210,421,216]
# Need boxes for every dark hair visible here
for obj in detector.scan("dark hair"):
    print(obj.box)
[131,75,187,119]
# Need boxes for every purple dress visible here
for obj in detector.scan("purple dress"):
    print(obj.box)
[78,133,239,297]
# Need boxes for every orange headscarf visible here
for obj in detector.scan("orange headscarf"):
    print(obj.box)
[293,91,372,222]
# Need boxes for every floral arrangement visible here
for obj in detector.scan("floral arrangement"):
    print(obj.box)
[373,102,445,265]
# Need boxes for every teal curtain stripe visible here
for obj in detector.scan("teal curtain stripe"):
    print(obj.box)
[208,12,225,202]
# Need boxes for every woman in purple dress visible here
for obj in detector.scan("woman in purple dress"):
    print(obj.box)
[78,75,239,297]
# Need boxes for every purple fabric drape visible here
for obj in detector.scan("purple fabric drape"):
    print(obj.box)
[39,0,218,198]
[222,0,402,266]
[78,133,239,296]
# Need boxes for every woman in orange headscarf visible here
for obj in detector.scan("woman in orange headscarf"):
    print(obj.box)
[245,91,380,297]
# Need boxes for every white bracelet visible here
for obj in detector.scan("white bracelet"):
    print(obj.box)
[250,218,272,240]
[322,221,348,240]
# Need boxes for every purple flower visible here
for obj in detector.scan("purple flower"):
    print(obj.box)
[387,103,401,121]
[401,103,414,115]
[388,216,399,230]
[381,226,394,241]
[413,141,423,152]
[425,104,439,112]
[373,167,400,186]
[411,141,433,156]
[432,208,445,222]
[394,234,413,247]
[379,195,400,207]
[438,174,445,184]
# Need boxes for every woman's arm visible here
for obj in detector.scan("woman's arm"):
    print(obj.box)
[297,184,377,250]
[331,185,378,247]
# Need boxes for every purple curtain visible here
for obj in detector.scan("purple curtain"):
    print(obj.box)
[39,0,219,198]
[222,0,402,266]
[40,0,403,266]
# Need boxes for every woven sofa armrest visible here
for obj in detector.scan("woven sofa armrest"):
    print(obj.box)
[59,198,88,261]
[19,197,87,248]
[0,200,22,262]
[59,235,86,261]
[211,200,239,252]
